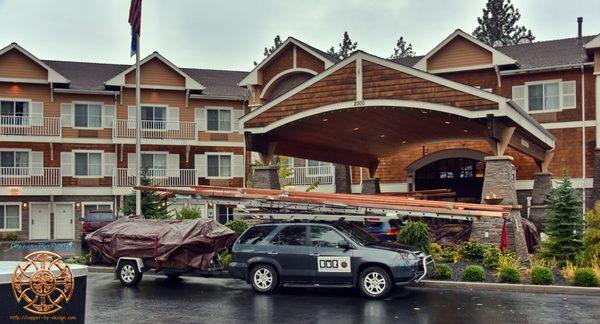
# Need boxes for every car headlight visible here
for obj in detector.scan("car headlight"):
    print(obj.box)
[394,252,418,261]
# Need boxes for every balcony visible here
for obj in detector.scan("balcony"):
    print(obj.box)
[0,116,61,137]
[0,167,62,195]
[113,168,197,188]
[113,120,197,141]
[282,165,335,186]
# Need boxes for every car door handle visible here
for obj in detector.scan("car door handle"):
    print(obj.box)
[309,253,319,257]
[268,251,278,255]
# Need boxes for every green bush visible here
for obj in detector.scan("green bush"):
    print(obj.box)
[460,242,489,262]
[462,265,485,282]
[224,219,250,237]
[219,251,233,269]
[6,232,17,241]
[531,267,553,285]
[174,207,202,220]
[483,247,501,269]
[498,266,521,283]
[434,264,452,280]
[397,221,431,254]
[573,268,599,287]
[430,243,443,261]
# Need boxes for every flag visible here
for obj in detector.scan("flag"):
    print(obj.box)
[129,0,142,57]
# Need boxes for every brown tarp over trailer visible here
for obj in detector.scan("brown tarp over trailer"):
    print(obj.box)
[87,217,235,271]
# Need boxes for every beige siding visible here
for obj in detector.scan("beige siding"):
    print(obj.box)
[427,37,492,71]
[125,58,185,87]
[0,49,48,80]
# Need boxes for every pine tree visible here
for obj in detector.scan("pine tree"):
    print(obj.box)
[327,31,358,60]
[541,175,585,264]
[389,36,415,59]
[122,170,169,219]
[473,0,535,46]
[253,35,283,66]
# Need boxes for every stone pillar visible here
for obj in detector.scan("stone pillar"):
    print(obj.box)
[529,172,552,232]
[361,178,381,194]
[334,164,352,194]
[472,156,530,264]
[592,148,600,205]
[252,166,280,190]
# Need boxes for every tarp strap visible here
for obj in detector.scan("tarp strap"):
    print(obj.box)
[154,236,160,269]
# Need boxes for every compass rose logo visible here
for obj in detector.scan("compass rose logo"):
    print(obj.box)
[12,251,74,315]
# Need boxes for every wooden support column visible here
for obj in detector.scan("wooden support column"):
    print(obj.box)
[259,142,278,166]
[362,160,381,194]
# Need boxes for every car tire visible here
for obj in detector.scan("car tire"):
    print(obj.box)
[358,266,392,299]
[250,264,278,294]
[117,260,143,287]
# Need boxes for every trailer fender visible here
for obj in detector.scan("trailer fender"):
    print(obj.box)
[115,257,144,280]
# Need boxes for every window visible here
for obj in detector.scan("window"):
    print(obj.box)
[512,80,575,112]
[207,154,232,178]
[0,204,20,230]
[83,204,112,219]
[141,153,166,175]
[74,103,102,128]
[0,151,28,176]
[238,225,277,244]
[306,160,331,176]
[74,152,102,177]
[528,83,559,111]
[310,226,347,248]
[1,100,29,125]
[271,225,307,246]
[206,109,231,132]
[141,105,166,129]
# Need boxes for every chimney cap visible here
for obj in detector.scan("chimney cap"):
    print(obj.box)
[577,17,583,22]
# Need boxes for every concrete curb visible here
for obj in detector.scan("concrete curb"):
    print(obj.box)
[86,266,600,295]
[419,279,600,296]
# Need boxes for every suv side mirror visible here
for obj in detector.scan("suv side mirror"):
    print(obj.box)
[338,241,352,250]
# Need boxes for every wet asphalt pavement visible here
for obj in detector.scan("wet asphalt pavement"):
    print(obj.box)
[85,272,600,324]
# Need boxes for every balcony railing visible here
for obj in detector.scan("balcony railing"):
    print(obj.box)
[113,168,197,187]
[0,116,61,137]
[0,167,62,187]
[113,120,197,140]
[282,165,334,186]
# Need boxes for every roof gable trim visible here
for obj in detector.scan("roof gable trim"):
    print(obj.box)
[0,43,70,83]
[584,34,600,49]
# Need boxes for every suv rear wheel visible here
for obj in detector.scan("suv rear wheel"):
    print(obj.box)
[358,266,392,298]
[250,264,278,294]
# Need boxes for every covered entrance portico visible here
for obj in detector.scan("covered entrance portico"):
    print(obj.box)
[241,51,556,261]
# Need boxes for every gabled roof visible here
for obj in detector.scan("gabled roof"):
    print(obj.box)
[584,34,600,50]
[238,37,338,87]
[413,29,517,72]
[0,42,70,83]
[104,51,205,90]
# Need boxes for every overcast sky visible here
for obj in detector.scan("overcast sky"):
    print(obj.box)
[1,0,599,71]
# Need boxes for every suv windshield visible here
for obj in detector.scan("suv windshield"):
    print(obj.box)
[334,222,378,246]
[86,212,115,222]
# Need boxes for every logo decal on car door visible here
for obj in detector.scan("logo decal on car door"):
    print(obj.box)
[317,256,351,273]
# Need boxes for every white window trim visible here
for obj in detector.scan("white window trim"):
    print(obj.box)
[72,150,104,179]
[0,203,22,232]
[81,201,114,219]
[205,106,234,134]
[72,101,104,130]
[522,79,572,114]
[0,97,33,127]
[205,152,234,179]
[140,104,169,130]
[0,148,32,178]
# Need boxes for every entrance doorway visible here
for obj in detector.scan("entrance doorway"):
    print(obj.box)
[415,157,485,203]
[29,203,51,240]
[54,203,74,240]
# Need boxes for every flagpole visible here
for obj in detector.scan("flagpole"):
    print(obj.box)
[135,33,142,215]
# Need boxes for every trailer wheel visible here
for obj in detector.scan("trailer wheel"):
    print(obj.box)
[358,266,392,299]
[118,260,143,287]
[250,264,278,294]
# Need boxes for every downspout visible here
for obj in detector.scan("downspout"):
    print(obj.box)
[242,95,248,188]
[581,64,587,215]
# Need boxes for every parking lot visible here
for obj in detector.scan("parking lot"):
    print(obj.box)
[86,272,599,324]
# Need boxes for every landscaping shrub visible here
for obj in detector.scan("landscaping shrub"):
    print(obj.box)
[174,207,202,220]
[219,251,233,269]
[434,264,452,280]
[6,232,17,241]
[430,242,442,261]
[498,266,521,283]
[397,221,431,254]
[460,242,489,262]
[462,265,485,282]
[573,268,599,287]
[483,247,501,269]
[561,260,577,282]
[224,220,250,237]
[531,267,553,285]
[497,250,520,269]
[440,246,461,263]
[582,202,600,265]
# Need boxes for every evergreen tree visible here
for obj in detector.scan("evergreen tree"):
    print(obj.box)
[473,0,535,46]
[253,35,283,66]
[541,174,585,264]
[327,31,358,60]
[389,36,415,59]
[122,170,169,219]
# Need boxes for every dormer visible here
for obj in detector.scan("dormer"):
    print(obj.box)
[0,42,69,84]
[414,30,517,74]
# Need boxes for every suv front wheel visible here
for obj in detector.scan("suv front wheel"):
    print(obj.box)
[250,264,279,294]
[358,266,392,298]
